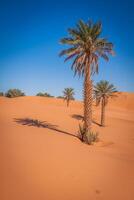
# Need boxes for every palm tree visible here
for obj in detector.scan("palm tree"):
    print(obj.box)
[60,20,114,138]
[63,88,75,107]
[94,80,117,126]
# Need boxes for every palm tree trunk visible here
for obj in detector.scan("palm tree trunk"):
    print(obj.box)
[101,98,105,126]
[67,99,69,107]
[83,64,92,133]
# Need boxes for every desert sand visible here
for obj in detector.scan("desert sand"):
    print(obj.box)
[1,92,134,200]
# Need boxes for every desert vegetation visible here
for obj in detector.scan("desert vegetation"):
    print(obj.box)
[78,124,99,144]
[5,89,25,98]
[60,20,114,144]
[36,92,54,97]
[57,96,64,99]
[94,80,117,126]
[0,92,4,96]
[63,88,75,107]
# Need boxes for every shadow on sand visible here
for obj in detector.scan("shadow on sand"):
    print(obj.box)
[71,114,84,121]
[14,118,78,138]
[71,114,101,126]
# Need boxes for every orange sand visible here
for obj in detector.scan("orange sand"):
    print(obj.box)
[1,92,134,200]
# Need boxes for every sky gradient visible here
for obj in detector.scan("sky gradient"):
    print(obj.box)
[0,0,134,99]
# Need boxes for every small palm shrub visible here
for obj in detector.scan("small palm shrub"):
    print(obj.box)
[36,92,54,97]
[0,92,4,96]
[78,124,86,142]
[86,131,99,145]
[78,124,99,145]
[5,89,25,98]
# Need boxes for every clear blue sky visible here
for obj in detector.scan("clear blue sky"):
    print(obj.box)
[0,0,134,99]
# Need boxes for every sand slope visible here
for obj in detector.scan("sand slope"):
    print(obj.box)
[1,93,134,200]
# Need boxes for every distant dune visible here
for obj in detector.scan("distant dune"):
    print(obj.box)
[1,92,134,200]
[108,92,134,110]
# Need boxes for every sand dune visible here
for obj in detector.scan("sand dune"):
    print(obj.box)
[1,93,134,200]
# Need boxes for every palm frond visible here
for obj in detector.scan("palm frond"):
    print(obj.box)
[93,80,117,106]
[60,19,114,77]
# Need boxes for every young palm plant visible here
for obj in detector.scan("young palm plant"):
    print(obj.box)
[94,80,117,126]
[60,19,114,142]
[63,88,75,107]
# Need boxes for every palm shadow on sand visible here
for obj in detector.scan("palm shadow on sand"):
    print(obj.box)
[71,114,101,126]
[14,118,78,138]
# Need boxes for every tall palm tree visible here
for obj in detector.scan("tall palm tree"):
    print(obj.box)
[60,20,114,139]
[63,88,74,107]
[94,80,117,126]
